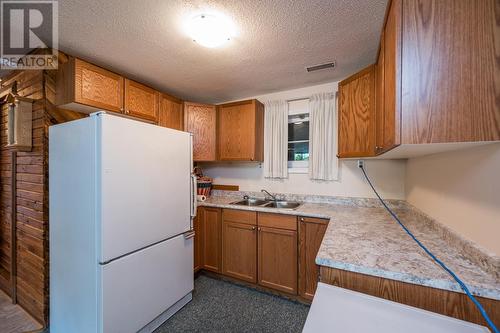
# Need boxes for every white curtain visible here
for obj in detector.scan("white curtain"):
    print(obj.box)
[264,100,288,179]
[308,92,338,180]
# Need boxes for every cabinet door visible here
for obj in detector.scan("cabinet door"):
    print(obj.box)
[201,207,222,272]
[382,0,401,149]
[298,217,328,300]
[338,65,376,157]
[222,221,257,283]
[184,102,217,161]
[375,31,386,154]
[73,58,124,112]
[159,94,183,130]
[218,100,264,161]
[258,226,297,294]
[193,208,203,272]
[401,0,500,143]
[124,79,159,122]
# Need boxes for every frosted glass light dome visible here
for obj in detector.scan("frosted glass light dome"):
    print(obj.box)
[187,13,232,48]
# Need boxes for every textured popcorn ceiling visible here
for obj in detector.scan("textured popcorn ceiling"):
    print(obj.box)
[57,0,388,103]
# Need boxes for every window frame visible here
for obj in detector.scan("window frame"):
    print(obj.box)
[287,99,310,174]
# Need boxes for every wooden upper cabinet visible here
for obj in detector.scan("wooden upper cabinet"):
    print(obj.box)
[340,0,500,158]
[382,0,401,150]
[124,79,159,122]
[222,209,257,283]
[217,99,264,161]
[184,102,217,161]
[158,94,183,130]
[298,216,328,300]
[200,207,222,273]
[56,57,124,113]
[338,65,376,158]
[56,57,170,123]
[400,0,500,143]
[375,32,386,154]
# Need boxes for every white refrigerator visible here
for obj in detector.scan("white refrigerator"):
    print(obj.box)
[49,112,197,333]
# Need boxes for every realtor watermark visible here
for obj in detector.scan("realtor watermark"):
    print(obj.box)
[1,0,58,69]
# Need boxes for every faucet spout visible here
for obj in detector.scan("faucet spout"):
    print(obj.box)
[261,189,277,201]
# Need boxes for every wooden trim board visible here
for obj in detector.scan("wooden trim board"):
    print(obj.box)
[319,266,500,328]
[211,184,239,191]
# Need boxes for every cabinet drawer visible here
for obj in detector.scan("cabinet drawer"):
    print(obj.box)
[299,216,329,225]
[258,213,297,231]
[223,209,257,226]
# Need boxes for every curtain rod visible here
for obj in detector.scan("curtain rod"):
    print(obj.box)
[286,97,309,103]
[286,91,337,103]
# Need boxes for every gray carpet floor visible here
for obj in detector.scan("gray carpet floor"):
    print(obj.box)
[155,275,310,333]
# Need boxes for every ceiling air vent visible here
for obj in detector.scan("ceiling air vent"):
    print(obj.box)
[306,61,336,72]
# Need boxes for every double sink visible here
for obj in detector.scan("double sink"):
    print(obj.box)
[230,198,302,210]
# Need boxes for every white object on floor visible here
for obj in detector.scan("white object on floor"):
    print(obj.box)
[303,283,489,333]
[50,113,196,333]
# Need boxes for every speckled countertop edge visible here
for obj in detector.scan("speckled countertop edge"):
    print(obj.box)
[198,192,500,301]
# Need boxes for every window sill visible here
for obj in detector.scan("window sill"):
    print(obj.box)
[288,167,308,174]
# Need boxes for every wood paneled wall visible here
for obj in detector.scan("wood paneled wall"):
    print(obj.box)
[0,60,83,325]
[0,70,47,324]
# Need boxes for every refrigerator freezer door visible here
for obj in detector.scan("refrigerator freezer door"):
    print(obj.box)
[98,114,192,263]
[101,234,193,333]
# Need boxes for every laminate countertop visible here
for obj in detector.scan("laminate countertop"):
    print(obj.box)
[199,193,500,301]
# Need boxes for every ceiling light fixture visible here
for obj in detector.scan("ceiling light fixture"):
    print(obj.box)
[187,13,234,48]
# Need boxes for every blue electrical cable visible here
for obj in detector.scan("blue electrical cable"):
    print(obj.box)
[359,164,499,333]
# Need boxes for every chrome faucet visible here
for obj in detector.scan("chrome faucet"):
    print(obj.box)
[261,189,277,201]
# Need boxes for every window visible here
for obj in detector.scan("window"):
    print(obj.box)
[287,99,309,172]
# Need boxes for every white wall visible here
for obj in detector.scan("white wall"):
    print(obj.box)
[406,143,500,255]
[202,81,407,200]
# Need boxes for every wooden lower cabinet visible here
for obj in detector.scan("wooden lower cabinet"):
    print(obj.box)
[258,226,298,294]
[199,207,222,273]
[298,217,328,300]
[222,209,257,282]
[193,208,203,272]
[222,221,257,283]
[198,208,325,298]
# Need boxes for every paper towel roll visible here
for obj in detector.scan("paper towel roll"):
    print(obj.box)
[197,194,207,202]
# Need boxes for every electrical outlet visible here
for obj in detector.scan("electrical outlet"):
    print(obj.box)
[357,160,364,168]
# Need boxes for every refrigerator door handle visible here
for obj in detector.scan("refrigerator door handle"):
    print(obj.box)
[190,174,197,221]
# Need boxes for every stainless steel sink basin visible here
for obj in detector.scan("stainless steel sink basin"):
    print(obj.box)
[230,198,270,206]
[263,201,302,209]
[230,197,302,210]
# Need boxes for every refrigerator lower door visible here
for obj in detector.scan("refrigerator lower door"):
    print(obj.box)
[100,234,193,333]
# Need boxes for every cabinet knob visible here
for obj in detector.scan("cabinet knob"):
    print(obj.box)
[252,226,256,230]
[258,227,261,231]
[300,218,305,222]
